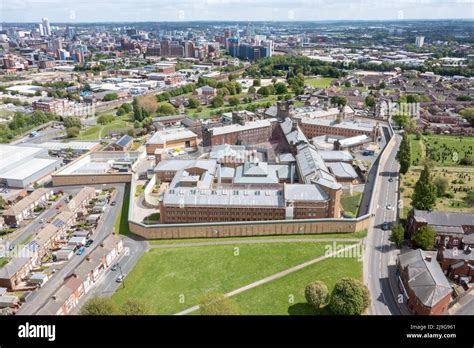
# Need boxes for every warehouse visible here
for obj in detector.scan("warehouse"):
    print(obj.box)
[0,145,62,188]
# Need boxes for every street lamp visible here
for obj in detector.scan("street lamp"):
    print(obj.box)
[117,264,125,289]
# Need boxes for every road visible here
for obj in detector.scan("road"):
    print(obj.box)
[16,184,125,315]
[364,132,402,315]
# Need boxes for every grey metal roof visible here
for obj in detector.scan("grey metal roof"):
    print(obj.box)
[284,184,328,202]
[147,128,197,145]
[412,210,474,228]
[327,162,358,179]
[398,249,452,308]
[295,144,341,189]
[318,150,354,162]
[163,187,284,207]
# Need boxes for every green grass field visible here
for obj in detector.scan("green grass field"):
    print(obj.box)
[410,134,474,166]
[305,77,334,89]
[111,241,357,314]
[76,113,133,140]
[0,257,9,268]
[341,192,363,217]
[232,256,362,315]
[114,184,131,236]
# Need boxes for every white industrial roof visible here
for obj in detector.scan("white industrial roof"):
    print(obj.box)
[1,158,60,180]
[147,128,197,145]
[34,141,99,151]
[0,145,46,173]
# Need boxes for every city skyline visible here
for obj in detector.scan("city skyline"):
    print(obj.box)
[1,0,473,23]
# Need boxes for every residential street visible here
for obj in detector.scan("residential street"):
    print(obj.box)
[364,133,402,315]
[16,184,126,315]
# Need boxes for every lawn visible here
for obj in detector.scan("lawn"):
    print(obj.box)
[0,257,9,268]
[111,241,356,314]
[305,77,334,89]
[409,134,474,167]
[114,184,131,236]
[400,166,474,218]
[186,95,279,119]
[148,230,367,245]
[341,192,363,218]
[232,256,362,315]
[76,113,133,140]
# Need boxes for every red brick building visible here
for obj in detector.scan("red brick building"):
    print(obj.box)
[398,249,453,315]
[202,119,274,147]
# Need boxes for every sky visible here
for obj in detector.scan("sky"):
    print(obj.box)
[1,0,473,23]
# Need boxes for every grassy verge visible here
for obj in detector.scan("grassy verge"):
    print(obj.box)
[148,230,367,246]
[114,184,131,236]
[341,192,363,218]
[305,77,334,88]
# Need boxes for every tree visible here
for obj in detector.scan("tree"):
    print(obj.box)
[460,108,474,127]
[120,299,151,315]
[97,114,114,125]
[304,281,329,310]
[344,81,351,88]
[329,278,370,315]
[156,102,176,116]
[187,96,200,109]
[103,92,119,101]
[211,95,224,108]
[396,133,411,175]
[121,103,132,113]
[411,225,436,250]
[228,96,240,106]
[274,82,288,95]
[412,165,437,210]
[257,86,271,97]
[465,190,474,207]
[389,223,405,248]
[248,86,256,94]
[199,293,240,315]
[331,96,347,106]
[66,126,80,138]
[80,297,118,315]
[365,95,375,107]
[253,79,261,87]
[63,116,81,129]
[433,176,449,197]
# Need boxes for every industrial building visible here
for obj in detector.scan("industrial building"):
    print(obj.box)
[0,145,62,188]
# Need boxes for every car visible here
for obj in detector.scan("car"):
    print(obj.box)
[76,247,86,256]
[85,239,93,247]
[55,204,63,209]
[39,218,46,224]
[116,274,125,283]
[10,223,19,229]
[111,264,118,271]
[388,177,394,182]
[8,244,15,251]
[111,201,117,206]
[386,204,392,210]
[382,222,391,231]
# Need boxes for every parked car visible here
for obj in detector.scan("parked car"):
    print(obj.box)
[382,222,391,231]
[116,274,126,283]
[10,223,18,229]
[386,204,392,210]
[111,201,117,206]
[388,177,394,182]
[76,247,86,256]
[85,239,94,247]
[55,204,63,209]
[111,264,118,271]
